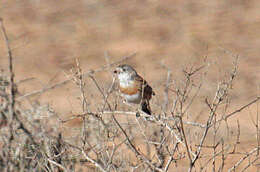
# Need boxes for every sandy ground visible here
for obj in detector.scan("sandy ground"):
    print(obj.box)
[0,1,259,171]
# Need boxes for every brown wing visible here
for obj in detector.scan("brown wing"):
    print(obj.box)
[135,75,155,101]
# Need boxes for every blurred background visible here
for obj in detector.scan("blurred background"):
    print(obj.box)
[0,1,259,122]
[0,0,259,163]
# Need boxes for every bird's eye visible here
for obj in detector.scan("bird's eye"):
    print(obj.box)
[122,68,126,72]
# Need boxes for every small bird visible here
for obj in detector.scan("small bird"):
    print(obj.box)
[113,64,155,115]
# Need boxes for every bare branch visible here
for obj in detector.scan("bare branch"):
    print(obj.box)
[47,159,68,172]
[0,18,15,122]
[16,53,136,101]
[222,96,260,121]
[228,147,259,172]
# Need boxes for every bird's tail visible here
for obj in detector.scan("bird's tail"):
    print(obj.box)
[141,101,151,115]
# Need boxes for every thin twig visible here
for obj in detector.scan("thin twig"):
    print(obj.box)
[47,159,68,172]
[189,96,223,172]
[16,53,136,101]
[81,149,107,172]
[222,96,260,121]
[228,147,259,172]
[178,116,192,163]
[256,88,259,156]
[240,156,259,172]
[163,68,171,112]
[111,114,164,172]
[0,18,15,121]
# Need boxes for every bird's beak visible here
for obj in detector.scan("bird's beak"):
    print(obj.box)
[113,67,121,74]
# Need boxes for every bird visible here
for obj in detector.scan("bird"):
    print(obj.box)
[113,64,155,115]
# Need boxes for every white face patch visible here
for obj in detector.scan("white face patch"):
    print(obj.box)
[117,72,133,88]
